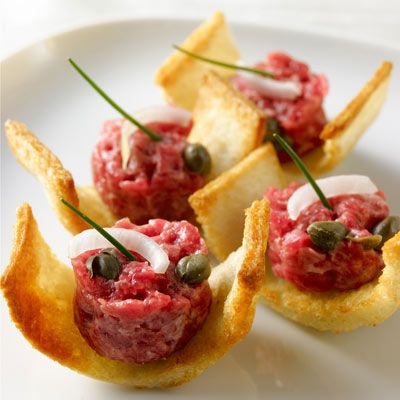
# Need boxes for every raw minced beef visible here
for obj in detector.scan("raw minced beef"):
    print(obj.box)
[92,119,204,224]
[72,218,212,363]
[265,182,389,292]
[231,52,328,158]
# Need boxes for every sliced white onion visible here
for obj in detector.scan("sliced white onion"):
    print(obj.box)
[69,228,170,274]
[287,175,378,221]
[121,105,192,169]
[128,105,192,128]
[236,61,301,100]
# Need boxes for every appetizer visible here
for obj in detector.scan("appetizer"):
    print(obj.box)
[71,59,211,224]
[156,11,392,178]
[1,199,269,387]
[66,199,212,364]
[190,135,400,332]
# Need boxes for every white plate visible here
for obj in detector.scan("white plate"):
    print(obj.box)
[1,17,400,400]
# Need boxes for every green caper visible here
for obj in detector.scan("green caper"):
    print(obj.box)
[86,248,121,280]
[307,221,349,252]
[347,234,382,250]
[266,118,281,135]
[372,216,400,249]
[183,143,212,176]
[263,119,293,150]
[176,254,211,285]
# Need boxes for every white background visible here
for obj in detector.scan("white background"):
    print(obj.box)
[1,0,400,58]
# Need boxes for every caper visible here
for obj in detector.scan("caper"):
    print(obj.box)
[347,234,382,250]
[307,221,349,252]
[183,143,212,176]
[266,118,281,135]
[372,216,400,249]
[263,119,293,150]
[176,254,211,285]
[86,248,121,280]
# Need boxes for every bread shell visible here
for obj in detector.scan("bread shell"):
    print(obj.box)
[155,11,240,110]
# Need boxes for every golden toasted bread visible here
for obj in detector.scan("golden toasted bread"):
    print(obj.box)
[189,71,266,180]
[4,120,116,234]
[261,232,400,333]
[155,11,240,110]
[1,199,269,387]
[190,143,286,260]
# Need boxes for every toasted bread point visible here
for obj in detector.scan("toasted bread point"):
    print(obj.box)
[1,200,269,387]
[189,71,266,180]
[190,143,285,260]
[155,11,240,110]
[283,62,393,180]
[261,232,400,333]
[4,120,116,233]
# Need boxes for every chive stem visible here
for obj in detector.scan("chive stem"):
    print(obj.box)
[61,198,136,261]
[273,134,333,210]
[173,45,275,79]
[68,58,161,142]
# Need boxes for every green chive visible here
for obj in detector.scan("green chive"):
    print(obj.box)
[68,58,161,142]
[173,45,275,79]
[273,134,333,211]
[61,198,136,261]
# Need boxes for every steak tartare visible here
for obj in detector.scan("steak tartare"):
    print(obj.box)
[265,182,390,292]
[231,52,328,159]
[72,218,212,363]
[92,118,204,224]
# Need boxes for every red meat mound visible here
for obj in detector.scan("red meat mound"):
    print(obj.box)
[265,182,389,292]
[231,52,328,158]
[72,218,212,363]
[92,119,204,224]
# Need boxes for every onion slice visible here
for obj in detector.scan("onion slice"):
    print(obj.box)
[236,61,301,101]
[287,175,378,220]
[69,228,170,273]
[121,105,192,169]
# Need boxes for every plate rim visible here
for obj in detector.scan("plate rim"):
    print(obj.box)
[2,14,399,66]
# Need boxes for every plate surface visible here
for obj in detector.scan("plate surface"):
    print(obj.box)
[1,17,400,400]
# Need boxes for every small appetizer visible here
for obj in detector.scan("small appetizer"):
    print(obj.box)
[190,135,400,332]
[66,199,212,364]
[1,198,269,387]
[156,11,392,178]
[71,59,211,224]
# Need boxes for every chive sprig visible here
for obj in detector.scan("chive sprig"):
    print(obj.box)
[61,198,136,261]
[68,58,161,142]
[173,45,275,79]
[273,134,333,210]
